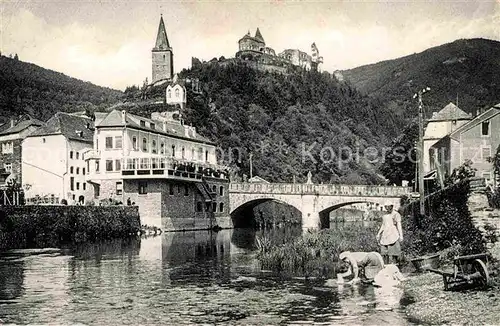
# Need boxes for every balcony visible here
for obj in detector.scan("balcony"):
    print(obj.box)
[120,157,229,182]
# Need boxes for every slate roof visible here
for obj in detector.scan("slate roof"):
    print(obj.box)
[97,110,214,144]
[429,102,471,121]
[154,15,171,50]
[28,112,94,143]
[0,118,44,136]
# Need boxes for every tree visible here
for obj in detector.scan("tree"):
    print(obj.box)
[379,121,418,185]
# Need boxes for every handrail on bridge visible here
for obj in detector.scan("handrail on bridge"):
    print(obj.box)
[229,182,411,197]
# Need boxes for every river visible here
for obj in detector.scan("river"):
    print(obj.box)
[0,228,413,325]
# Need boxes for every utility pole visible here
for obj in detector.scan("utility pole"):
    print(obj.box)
[414,87,430,216]
[249,152,253,180]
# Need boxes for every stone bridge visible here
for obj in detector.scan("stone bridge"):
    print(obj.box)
[229,183,412,229]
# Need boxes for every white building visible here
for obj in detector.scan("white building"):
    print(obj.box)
[85,109,229,229]
[166,75,187,109]
[22,112,94,204]
[423,102,471,174]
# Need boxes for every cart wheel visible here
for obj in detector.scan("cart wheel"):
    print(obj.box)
[473,259,491,287]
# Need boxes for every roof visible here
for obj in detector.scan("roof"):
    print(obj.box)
[28,112,94,143]
[429,102,471,121]
[97,110,214,145]
[0,118,43,136]
[448,104,500,139]
[154,15,171,50]
[248,176,270,183]
[254,28,264,43]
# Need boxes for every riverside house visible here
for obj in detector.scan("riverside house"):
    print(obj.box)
[0,115,43,188]
[22,112,94,204]
[85,109,230,230]
[430,103,500,186]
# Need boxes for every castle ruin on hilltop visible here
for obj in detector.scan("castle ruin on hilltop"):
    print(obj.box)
[235,28,323,73]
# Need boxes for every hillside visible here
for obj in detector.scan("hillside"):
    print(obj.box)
[152,61,407,184]
[0,55,122,123]
[341,38,500,120]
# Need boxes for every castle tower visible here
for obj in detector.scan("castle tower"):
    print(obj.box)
[152,15,173,83]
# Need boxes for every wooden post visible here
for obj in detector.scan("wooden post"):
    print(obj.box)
[418,92,425,216]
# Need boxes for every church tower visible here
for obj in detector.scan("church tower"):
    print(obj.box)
[152,15,173,83]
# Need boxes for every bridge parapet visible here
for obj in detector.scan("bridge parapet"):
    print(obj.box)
[229,183,411,197]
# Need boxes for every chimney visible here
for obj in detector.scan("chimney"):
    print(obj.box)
[121,110,126,124]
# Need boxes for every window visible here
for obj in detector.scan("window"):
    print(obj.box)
[181,147,185,159]
[150,123,155,130]
[76,152,80,160]
[83,183,86,190]
[212,185,217,193]
[105,136,113,149]
[172,145,176,157]
[482,121,490,136]
[198,148,203,161]
[205,150,209,162]
[140,120,146,127]
[70,166,74,174]
[4,163,12,173]
[177,184,181,194]
[76,167,80,175]
[212,202,217,212]
[115,136,123,149]
[483,172,492,183]
[70,177,74,191]
[160,142,165,154]
[191,148,195,159]
[169,183,174,195]
[95,160,100,173]
[83,167,86,175]
[219,186,224,196]
[138,181,147,194]
[142,138,148,152]
[76,182,80,190]
[70,151,74,159]
[175,88,180,98]
[132,136,138,151]
[196,202,203,212]
[168,89,172,98]
[115,159,121,171]
[106,160,113,172]
[116,182,123,195]
[96,139,99,150]
[2,142,13,154]
[42,138,46,143]
[219,202,224,213]
[152,140,157,154]
[184,184,189,196]
[482,146,491,161]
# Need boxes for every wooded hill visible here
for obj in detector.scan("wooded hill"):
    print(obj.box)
[341,38,500,121]
[0,55,122,123]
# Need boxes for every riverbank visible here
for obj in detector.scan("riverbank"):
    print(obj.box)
[403,244,500,325]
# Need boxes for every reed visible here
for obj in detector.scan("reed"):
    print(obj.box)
[257,222,379,278]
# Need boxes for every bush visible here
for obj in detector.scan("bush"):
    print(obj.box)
[0,206,141,249]
[402,180,485,258]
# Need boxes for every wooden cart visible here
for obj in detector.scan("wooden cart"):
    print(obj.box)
[427,253,491,291]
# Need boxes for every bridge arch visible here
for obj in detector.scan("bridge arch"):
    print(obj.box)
[317,200,386,229]
[230,197,302,228]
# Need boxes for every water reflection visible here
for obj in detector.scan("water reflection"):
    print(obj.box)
[0,227,411,325]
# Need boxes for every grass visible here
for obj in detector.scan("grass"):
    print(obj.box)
[256,223,379,279]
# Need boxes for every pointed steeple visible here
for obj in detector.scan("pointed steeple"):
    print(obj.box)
[154,15,171,50]
[254,28,264,43]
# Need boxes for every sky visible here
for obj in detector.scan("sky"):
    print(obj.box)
[1,0,499,90]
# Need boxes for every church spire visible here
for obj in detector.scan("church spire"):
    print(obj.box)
[154,15,171,50]
[254,27,264,43]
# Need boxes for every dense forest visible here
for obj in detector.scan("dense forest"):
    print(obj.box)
[341,38,500,121]
[0,55,122,123]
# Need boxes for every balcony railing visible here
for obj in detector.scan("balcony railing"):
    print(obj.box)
[120,157,229,181]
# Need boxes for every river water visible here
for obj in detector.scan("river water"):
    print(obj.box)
[0,228,412,325]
